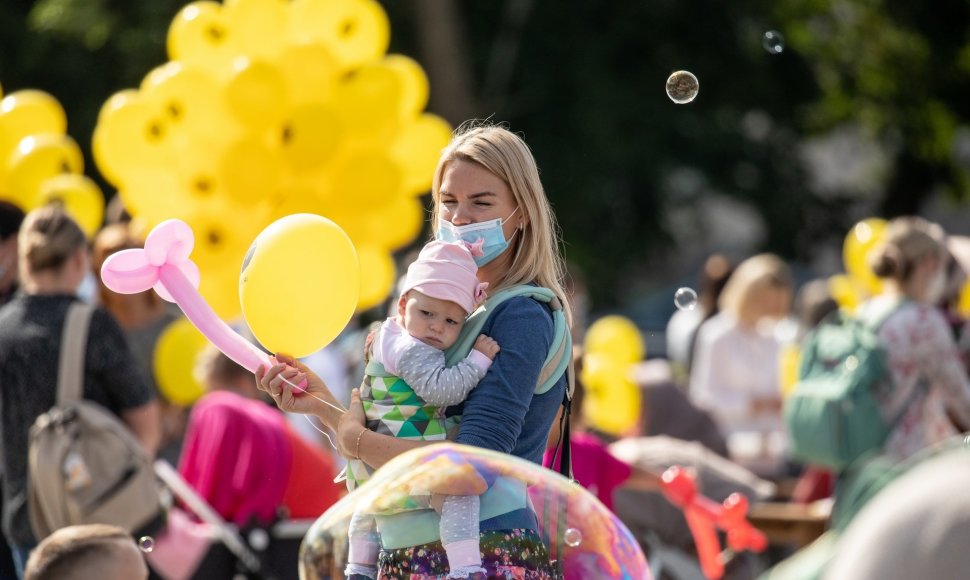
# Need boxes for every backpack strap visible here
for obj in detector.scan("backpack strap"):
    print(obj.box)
[442,285,572,396]
[57,302,95,405]
[857,298,922,428]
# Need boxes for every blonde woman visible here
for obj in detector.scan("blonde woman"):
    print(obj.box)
[689,253,793,472]
[0,207,158,574]
[258,122,571,578]
[863,217,970,459]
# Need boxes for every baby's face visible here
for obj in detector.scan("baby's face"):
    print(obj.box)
[398,290,468,350]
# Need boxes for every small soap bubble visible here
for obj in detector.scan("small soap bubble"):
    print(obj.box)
[563,527,583,547]
[138,536,154,553]
[666,71,699,104]
[674,287,698,311]
[762,31,785,54]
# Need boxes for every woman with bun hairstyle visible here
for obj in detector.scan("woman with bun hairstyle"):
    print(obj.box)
[864,216,970,459]
[0,206,158,575]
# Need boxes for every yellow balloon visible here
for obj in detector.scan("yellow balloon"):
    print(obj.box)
[240,214,360,356]
[828,273,863,313]
[580,353,641,436]
[333,62,402,144]
[338,196,423,251]
[288,0,390,70]
[584,315,645,365]
[384,54,430,118]
[115,168,185,224]
[0,90,67,161]
[37,174,105,238]
[92,91,173,186]
[223,58,288,129]
[223,0,288,59]
[6,133,84,209]
[277,42,339,107]
[153,317,209,406]
[280,104,343,172]
[216,136,283,205]
[779,342,801,398]
[392,114,452,196]
[201,260,246,321]
[958,279,970,318]
[355,244,396,311]
[142,61,235,142]
[330,152,402,209]
[843,218,887,297]
[166,1,235,73]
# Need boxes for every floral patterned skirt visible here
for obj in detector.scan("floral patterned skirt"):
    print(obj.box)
[377,528,560,580]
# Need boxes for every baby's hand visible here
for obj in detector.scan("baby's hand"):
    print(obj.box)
[474,335,500,360]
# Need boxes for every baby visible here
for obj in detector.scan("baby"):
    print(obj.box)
[343,240,498,580]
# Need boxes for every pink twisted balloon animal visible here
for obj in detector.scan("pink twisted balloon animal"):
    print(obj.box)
[100,219,270,373]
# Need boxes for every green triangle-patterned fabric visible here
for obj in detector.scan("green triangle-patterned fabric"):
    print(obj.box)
[343,370,452,496]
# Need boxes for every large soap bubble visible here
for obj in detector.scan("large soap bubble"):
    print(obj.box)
[300,443,650,579]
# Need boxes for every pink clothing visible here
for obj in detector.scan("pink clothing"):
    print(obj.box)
[543,432,632,510]
[402,241,488,313]
[178,391,293,526]
[868,298,970,459]
[375,317,492,376]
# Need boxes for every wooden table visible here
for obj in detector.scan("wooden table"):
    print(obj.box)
[747,500,832,549]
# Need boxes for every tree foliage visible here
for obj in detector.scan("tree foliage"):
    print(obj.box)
[3,0,969,307]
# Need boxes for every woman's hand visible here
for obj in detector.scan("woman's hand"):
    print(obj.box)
[255,354,344,422]
[337,388,368,459]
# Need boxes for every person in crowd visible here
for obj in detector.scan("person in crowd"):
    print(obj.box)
[823,444,970,580]
[92,223,185,464]
[342,240,500,580]
[861,217,970,458]
[689,253,793,475]
[0,202,25,307]
[0,202,25,580]
[0,206,159,576]
[257,122,572,578]
[22,524,148,580]
[178,346,342,528]
[666,253,734,384]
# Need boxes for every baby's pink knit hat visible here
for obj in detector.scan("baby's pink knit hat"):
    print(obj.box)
[402,240,489,314]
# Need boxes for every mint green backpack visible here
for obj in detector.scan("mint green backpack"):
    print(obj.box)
[784,302,913,472]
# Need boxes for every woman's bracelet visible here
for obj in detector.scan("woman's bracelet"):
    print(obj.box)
[354,428,367,460]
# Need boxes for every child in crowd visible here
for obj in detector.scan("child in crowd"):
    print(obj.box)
[343,240,499,580]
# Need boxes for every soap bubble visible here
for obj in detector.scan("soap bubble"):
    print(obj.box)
[299,443,648,580]
[762,31,785,54]
[138,536,154,553]
[564,527,583,547]
[666,70,699,104]
[674,287,698,311]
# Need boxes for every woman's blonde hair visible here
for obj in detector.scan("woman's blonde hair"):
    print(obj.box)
[18,205,86,278]
[430,122,571,324]
[718,253,792,324]
[868,216,946,282]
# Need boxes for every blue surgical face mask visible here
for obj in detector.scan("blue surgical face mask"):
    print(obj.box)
[435,207,520,267]
[76,270,99,305]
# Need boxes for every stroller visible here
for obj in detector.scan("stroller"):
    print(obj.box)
[148,460,320,580]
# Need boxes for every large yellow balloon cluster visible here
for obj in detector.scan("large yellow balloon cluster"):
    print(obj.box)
[581,315,644,437]
[0,84,105,237]
[93,0,452,320]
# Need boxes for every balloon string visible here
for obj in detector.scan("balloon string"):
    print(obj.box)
[279,375,347,452]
